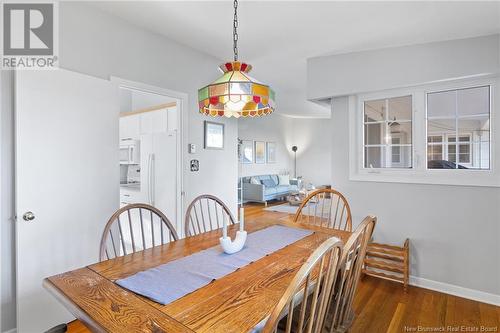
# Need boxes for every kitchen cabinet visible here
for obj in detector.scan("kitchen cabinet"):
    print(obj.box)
[120,107,177,140]
[119,114,140,140]
[120,186,145,206]
[140,109,168,135]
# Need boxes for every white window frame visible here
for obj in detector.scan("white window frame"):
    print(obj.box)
[349,76,499,187]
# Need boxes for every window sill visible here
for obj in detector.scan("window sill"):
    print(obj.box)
[349,170,500,187]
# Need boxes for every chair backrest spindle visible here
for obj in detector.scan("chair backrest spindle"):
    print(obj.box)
[99,203,178,262]
[185,194,236,237]
[294,189,353,232]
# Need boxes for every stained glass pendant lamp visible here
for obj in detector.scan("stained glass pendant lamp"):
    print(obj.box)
[198,0,275,118]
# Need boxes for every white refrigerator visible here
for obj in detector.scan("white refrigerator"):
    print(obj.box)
[140,131,178,224]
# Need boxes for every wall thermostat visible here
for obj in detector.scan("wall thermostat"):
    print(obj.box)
[190,159,199,172]
[188,143,196,154]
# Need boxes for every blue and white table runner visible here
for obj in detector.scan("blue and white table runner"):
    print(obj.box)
[116,225,314,305]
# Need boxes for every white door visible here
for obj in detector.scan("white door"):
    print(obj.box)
[15,69,119,332]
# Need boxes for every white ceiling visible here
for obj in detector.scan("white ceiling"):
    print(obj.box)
[90,1,500,117]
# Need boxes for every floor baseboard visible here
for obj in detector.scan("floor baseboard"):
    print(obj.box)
[410,275,500,306]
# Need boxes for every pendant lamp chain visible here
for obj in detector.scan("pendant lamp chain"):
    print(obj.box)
[233,0,239,61]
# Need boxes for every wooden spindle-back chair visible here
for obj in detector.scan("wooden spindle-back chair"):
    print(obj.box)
[184,194,236,237]
[99,203,178,261]
[262,237,344,333]
[326,215,376,333]
[293,189,352,232]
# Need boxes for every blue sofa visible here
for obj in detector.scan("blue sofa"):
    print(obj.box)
[241,175,298,205]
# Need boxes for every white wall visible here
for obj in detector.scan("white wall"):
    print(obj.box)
[237,115,332,188]
[238,115,293,177]
[0,3,238,331]
[291,118,332,186]
[308,34,500,100]
[308,35,500,301]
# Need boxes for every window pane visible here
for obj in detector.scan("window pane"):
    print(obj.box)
[365,146,411,168]
[428,135,443,143]
[389,122,412,144]
[427,144,443,161]
[392,146,401,163]
[458,117,489,142]
[364,146,383,168]
[459,144,470,154]
[388,95,412,121]
[364,95,413,169]
[364,123,385,145]
[364,99,385,122]
[470,141,490,169]
[427,90,456,117]
[459,154,470,163]
[457,86,489,116]
[388,146,412,168]
[428,119,456,137]
[427,85,490,170]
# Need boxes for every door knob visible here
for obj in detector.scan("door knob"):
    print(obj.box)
[22,211,35,222]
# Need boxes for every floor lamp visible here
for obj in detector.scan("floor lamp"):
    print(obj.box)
[292,145,298,178]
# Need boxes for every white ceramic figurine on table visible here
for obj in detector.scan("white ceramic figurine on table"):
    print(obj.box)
[220,207,247,254]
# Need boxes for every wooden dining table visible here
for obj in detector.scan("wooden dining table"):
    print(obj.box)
[44,217,352,333]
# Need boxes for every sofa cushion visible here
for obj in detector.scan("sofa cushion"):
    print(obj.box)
[276,185,291,194]
[250,177,260,185]
[270,175,279,185]
[278,174,290,185]
[261,178,276,188]
[264,187,277,196]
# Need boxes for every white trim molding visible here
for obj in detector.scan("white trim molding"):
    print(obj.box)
[410,275,500,306]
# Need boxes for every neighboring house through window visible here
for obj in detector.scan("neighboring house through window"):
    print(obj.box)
[427,86,490,170]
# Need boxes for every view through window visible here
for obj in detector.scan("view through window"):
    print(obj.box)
[427,86,490,169]
[364,95,413,168]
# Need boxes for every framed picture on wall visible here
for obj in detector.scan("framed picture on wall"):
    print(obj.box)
[255,141,266,164]
[204,121,224,149]
[267,142,276,163]
[240,140,253,164]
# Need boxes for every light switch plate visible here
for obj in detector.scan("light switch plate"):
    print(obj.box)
[188,143,196,154]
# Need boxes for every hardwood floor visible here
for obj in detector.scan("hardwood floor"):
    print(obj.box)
[68,201,499,333]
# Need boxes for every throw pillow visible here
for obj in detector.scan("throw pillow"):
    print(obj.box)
[278,174,290,185]
[250,177,260,185]
[261,179,276,187]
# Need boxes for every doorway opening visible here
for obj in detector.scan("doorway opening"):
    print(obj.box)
[118,84,183,233]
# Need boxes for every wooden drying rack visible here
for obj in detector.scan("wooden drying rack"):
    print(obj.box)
[362,239,409,291]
